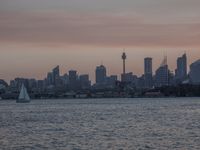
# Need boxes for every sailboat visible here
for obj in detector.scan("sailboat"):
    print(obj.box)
[16,84,31,103]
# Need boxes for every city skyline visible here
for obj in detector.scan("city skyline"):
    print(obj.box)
[0,51,199,84]
[0,50,200,83]
[1,1,200,149]
[1,0,200,82]
[1,51,200,100]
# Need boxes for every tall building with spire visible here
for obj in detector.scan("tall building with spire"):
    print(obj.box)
[154,56,169,87]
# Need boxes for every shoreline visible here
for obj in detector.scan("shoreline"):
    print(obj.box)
[1,96,199,101]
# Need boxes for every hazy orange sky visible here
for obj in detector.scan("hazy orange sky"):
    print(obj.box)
[0,0,200,82]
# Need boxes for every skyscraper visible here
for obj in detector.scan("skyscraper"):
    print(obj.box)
[69,70,77,84]
[69,70,79,90]
[189,59,200,84]
[144,57,153,88]
[47,72,53,86]
[175,53,187,82]
[52,66,60,85]
[154,56,169,87]
[95,65,107,84]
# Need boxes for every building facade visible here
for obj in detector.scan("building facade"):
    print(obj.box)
[175,53,187,83]
[95,65,107,84]
[144,57,153,88]
[189,59,200,84]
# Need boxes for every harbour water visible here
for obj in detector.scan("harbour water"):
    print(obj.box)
[0,98,200,150]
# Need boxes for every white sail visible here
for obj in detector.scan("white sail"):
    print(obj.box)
[18,84,30,101]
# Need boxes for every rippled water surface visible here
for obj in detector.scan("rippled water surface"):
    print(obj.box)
[0,98,200,150]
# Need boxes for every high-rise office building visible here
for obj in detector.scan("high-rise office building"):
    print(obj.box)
[95,65,107,84]
[47,72,53,86]
[69,70,77,84]
[189,59,200,84]
[52,66,60,85]
[155,65,169,87]
[60,73,69,85]
[175,53,187,82]
[144,57,153,88]
[69,70,79,90]
[154,57,169,87]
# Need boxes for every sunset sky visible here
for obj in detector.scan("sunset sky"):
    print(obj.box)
[0,0,200,83]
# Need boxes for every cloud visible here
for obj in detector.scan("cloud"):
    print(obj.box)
[0,11,200,48]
